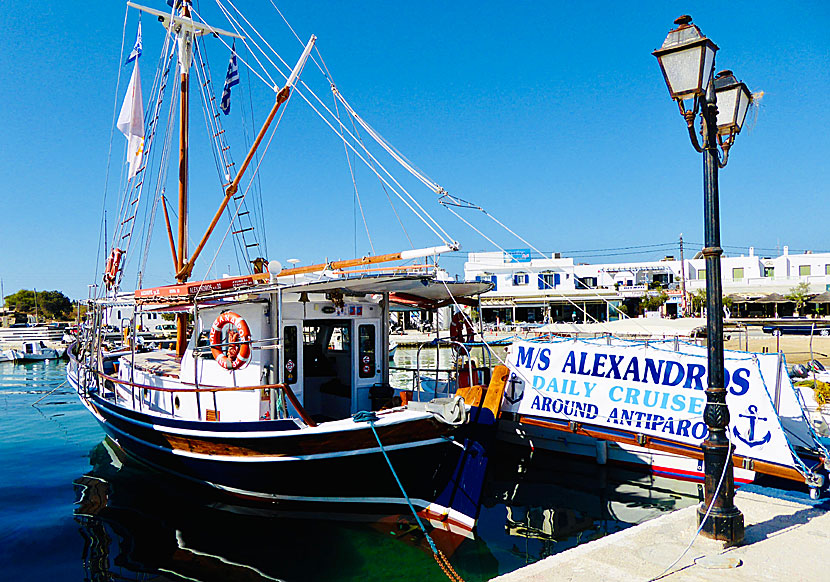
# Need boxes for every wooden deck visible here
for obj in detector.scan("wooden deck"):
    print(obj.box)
[129,350,182,378]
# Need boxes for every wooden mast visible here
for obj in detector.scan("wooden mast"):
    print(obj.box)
[175,1,192,357]
[124,1,245,355]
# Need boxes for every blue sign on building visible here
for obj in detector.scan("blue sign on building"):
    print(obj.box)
[506,249,532,263]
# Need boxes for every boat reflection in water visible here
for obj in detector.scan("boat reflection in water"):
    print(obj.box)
[478,442,700,569]
[74,438,699,581]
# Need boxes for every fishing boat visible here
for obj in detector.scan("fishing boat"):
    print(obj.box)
[68,0,505,536]
[498,335,830,497]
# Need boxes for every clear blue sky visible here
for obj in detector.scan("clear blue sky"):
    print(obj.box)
[0,1,827,301]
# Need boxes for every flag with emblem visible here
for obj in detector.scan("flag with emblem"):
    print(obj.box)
[126,21,142,63]
[219,43,239,115]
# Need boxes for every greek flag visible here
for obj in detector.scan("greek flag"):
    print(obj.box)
[219,44,239,115]
[126,21,142,64]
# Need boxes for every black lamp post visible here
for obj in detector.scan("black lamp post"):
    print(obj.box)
[653,15,753,544]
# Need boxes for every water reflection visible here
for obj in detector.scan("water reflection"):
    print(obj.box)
[74,437,698,581]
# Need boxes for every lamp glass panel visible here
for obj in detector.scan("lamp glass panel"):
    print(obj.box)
[660,45,705,98]
[715,86,739,131]
[701,45,716,93]
[736,88,751,130]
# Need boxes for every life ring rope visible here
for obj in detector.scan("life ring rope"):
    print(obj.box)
[209,311,252,371]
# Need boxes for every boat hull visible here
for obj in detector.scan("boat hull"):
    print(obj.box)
[72,375,485,532]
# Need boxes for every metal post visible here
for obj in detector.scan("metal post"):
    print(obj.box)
[697,77,744,543]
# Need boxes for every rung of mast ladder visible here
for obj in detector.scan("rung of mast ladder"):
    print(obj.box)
[121,215,135,225]
[245,243,260,248]
[130,198,140,205]
[214,129,225,137]
[238,211,250,216]
[234,195,244,201]
[232,227,254,235]
[222,146,231,152]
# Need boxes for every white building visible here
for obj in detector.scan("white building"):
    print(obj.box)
[464,247,830,324]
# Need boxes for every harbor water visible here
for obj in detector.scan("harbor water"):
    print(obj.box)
[1,353,699,581]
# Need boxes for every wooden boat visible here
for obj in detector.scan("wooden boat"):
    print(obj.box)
[69,1,503,534]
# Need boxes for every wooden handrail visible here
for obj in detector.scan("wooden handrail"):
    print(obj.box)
[95,370,317,427]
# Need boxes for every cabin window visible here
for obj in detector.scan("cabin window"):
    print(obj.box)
[732,268,744,281]
[327,326,351,352]
[283,326,298,384]
[800,265,811,277]
[358,324,375,378]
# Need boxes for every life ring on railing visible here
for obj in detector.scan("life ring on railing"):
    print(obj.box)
[209,311,252,370]
[449,311,473,343]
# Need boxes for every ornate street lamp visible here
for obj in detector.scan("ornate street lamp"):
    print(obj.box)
[654,15,753,544]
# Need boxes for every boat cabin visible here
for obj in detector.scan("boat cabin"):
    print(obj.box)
[115,275,490,425]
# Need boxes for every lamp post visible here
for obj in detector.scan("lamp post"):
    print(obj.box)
[653,15,753,544]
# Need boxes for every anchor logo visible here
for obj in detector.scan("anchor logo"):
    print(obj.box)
[504,372,524,405]
[732,405,772,448]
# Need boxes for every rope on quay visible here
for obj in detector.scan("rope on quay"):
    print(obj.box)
[352,410,465,582]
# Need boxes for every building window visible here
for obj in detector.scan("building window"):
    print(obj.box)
[538,271,560,290]
[764,266,774,278]
[732,267,744,281]
[513,272,529,286]
[825,264,830,275]
[698,268,706,280]
[476,273,497,291]
[576,277,597,290]
[800,265,811,277]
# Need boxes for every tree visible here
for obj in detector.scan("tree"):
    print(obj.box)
[4,289,73,320]
[641,292,669,312]
[787,282,811,315]
[691,289,707,316]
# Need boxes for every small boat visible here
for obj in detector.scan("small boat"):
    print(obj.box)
[16,341,66,361]
[0,349,18,363]
[69,1,501,537]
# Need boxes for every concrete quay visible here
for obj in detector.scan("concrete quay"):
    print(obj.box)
[491,489,830,582]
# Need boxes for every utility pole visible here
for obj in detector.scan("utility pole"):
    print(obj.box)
[679,234,687,317]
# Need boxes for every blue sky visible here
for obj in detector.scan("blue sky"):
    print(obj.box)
[0,1,827,301]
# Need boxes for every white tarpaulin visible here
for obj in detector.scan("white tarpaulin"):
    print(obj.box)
[504,338,818,471]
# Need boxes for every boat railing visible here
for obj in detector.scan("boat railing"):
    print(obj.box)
[90,368,318,427]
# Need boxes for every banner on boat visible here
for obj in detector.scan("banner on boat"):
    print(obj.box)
[505,338,798,468]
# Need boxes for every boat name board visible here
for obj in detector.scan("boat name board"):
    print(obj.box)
[135,273,269,300]
[505,339,798,469]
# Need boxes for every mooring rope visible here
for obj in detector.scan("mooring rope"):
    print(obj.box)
[352,410,465,582]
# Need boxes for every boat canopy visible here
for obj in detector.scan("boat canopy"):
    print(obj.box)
[280,275,494,309]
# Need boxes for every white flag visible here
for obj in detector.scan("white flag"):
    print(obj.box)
[117,59,145,179]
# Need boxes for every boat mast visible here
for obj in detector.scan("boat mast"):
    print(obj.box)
[175,0,193,356]
[127,1,243,356]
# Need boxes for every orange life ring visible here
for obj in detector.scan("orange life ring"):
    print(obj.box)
[449,311,473,343]
[209,311,252,370]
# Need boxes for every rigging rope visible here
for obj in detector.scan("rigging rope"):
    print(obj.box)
[212,0,457,246]
[96,4,131,297]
